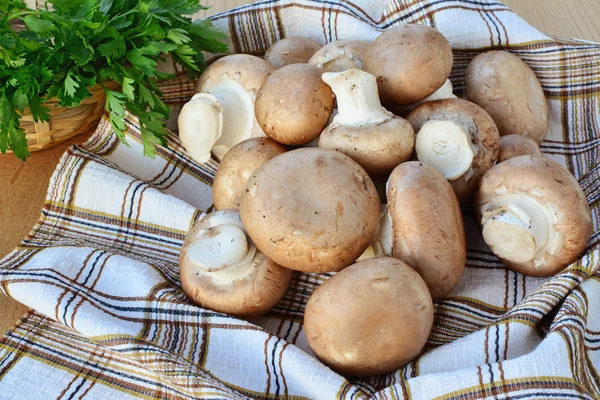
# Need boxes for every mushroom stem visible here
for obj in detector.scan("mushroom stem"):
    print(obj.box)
[187,224,256,279]
[415,120,477,180]
[322,69,391,127]
[482,203,549,264]
[357,206,393,261]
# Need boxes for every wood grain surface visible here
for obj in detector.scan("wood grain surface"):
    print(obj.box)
[1,0,599,336]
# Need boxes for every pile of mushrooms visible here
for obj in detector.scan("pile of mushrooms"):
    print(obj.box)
[178,25,594,378]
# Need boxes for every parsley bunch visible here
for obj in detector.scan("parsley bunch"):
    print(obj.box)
[0,0,227,160]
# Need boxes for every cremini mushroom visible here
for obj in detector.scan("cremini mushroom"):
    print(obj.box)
[466,50,549,144]
[498,134,542,163]
[363,24,453,105]
[213,138,288,210]
[255,64,335,145]
[240,148,380,273]
[304,257,434,377]
[308,40,370,72]
[361,162,466,300]
[179,209,292,319]
[407,98,500,203]
[191,54,274,161]
[264,37,322,69]
[475,155,593,277]
[319,68,415,176]
[178,93,223,163]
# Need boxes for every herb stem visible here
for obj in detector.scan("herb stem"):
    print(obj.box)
[7,11,39,21]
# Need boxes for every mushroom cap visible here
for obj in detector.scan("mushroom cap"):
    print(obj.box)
[264,37,323,69]
[255,64,335,145]
[179,210,292,319]
[195,54,275,160]
[363,25,453,105]
[407,98,500,203]
[308,40,371,72]
[196,54,274,98]
[213,138,287,210]
[239,148,380,273]
[466,51,549,144]
[387,162,466,300]
[304,257,434,377]
[498,134,542,163]
[474,155,593,276]
[319,116,415,176]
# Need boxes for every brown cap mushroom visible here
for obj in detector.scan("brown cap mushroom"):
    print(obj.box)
[308,40,370,72]
[406,98,500,203]
[498,134,542,163]
[240,148,380,273]
[213,138,287,210]
[475,155,593,276]
[304,257,434,377]
[363,25,453,105]
[192,54,274,161]
[264,37,322,69]
[179,209,292,319]
[387,162,466,299]
[255,64,335,146]
[318,69,415,176]
[466,51,549,144]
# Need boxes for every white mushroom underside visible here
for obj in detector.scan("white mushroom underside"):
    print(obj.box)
[420,79,456,103]
[178,93,223,163]
[208,80,256,161]
[416,120,476,180]
[481,194,560,267]
[187,214,257,283]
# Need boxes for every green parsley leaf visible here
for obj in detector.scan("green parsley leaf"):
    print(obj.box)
[125,49,157,76]
[11,88,29,113]
[23,15,57,36]
[166,28,191,44]
[1,0,227,160]
[64,72,80,98]
[122,76,135,100]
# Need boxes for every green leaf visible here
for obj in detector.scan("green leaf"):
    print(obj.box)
[174,44,199,71]
[12,89,29,113]
[147,41,178,54]
[64,72,80,97]
[104,90,128,142]
[70,39,94,66]
[122,76,135,100]
[0,34,16,49]
[99,0,113,14]
[23,15,57,36]
[98,36,126,59]
[10,126,30,161]
[104,90,126,115]
[140,43,162,56]
[166,28,191,44]
[125,49,157,76]
[28,99,51,123]
[137,83,155,109]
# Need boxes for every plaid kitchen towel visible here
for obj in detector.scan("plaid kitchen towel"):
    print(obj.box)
[1,0,600,398]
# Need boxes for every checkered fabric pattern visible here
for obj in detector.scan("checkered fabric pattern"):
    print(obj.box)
[1,0,600,398]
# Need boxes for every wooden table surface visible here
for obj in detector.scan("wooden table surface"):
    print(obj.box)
[1,0,600,336]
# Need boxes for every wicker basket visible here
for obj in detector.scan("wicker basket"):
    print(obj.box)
[17,81,119,152]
